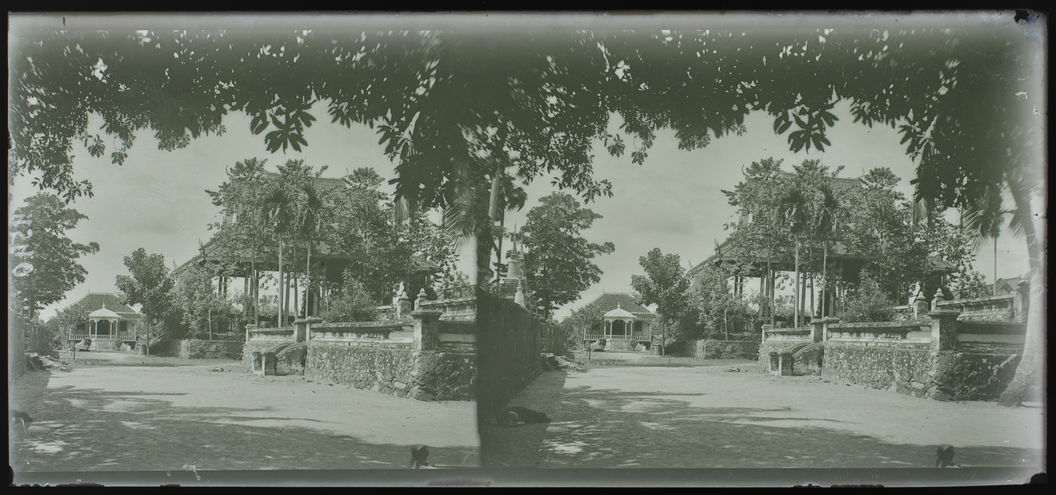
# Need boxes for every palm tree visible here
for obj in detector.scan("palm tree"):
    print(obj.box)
[779,183,810,327]
[961,185,1018,297]
[262,185,293,327]
[262,160,321,326]
[812,183,842,317]
[298,183,326,317]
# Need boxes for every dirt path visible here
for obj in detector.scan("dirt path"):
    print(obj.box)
[11,352,479,472]
[482,358,1044,470]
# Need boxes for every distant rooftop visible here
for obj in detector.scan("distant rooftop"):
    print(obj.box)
[580,292,655,316]
[64,293,142,316]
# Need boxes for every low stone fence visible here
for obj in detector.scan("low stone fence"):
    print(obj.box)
[758,325,812,371]
[242,297,477,401]
[179,339,243,360]
[955,320,1027,348]
[761,311,1027,401]
[937,294,1021,322]
[242,325,296,369]
[422,297,476,321]
[246,326,296,341]
[826,321,931,342]
[143,339,179,357]
[684,339,760,360]
[476,291,562,416]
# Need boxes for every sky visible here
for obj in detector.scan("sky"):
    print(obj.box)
[8,12,1034,321]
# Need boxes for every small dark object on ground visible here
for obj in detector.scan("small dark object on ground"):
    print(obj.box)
[210,367,225,372]
[410,444,450,469]
[411,444,433,469]
[499,406,551,426]
[726,367,741,372]
[11,409,33,431]
[936,445,958,468]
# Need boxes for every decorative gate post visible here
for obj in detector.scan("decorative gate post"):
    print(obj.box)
[412,308,443,351]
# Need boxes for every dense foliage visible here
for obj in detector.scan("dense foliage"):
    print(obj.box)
[206,158,466,323]
[114,248,180,346]
[630,248,698,347]
[513,192,614,319]
[9,194,100,315]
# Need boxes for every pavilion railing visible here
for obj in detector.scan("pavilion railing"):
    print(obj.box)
[66,331,137,342]
[583,333,647,342]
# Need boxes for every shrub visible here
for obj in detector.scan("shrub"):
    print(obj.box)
[836,274,896,322]
[319,278,378,322]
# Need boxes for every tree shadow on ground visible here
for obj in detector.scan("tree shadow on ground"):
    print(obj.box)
[478,371,568,468]
[11,382,479,472]
[481,370,1042,470]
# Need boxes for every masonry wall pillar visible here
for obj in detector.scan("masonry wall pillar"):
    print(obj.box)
[412,309,443,351]
[928,309,961,351]
[294,317,323,343]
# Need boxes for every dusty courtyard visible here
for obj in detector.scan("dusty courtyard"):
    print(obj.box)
[481,355,1045,472]
[10,351,479,473]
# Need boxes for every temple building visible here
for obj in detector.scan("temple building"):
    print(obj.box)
[690,172,956,328]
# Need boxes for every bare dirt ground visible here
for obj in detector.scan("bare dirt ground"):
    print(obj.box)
[480,354,1044,471]
[10,351,479,473]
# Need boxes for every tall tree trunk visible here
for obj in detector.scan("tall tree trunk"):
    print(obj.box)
[769,268,776,326]
[794,241,800,327]
[821,243,829,317]
[489,165,504,281]
[999,178,1045,405]
[765,250,773,323]
[278,241,285,328]
[305,239,312,317]
[993,237,998,297]
[723,309,728,340]
[809,274,815,319]
[798,246,806,320]
[251,263,258,324]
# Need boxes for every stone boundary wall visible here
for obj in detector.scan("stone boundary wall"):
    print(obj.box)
[684,339,761,360]
[937,294,1020,322]
[762,314,1027,401]
[145,339,179,357]
[241,300,478,401]
[822,340,934,397]
[305,341,475,400]
[477,291,559,415]
[178,339,243,360]
[757,325,811,371]
[758,338,811,371]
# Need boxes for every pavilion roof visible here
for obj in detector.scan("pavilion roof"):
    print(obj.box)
[604,303,636,319]
[65,293,142,318]
[88,306,121,319]
[581,292,656,318]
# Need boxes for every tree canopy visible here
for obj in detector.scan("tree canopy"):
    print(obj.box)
[11,21,1039,215]
[206,158,463,307]
[513,192,614,319]
[114,248,177,327]
[9,193,100,315]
